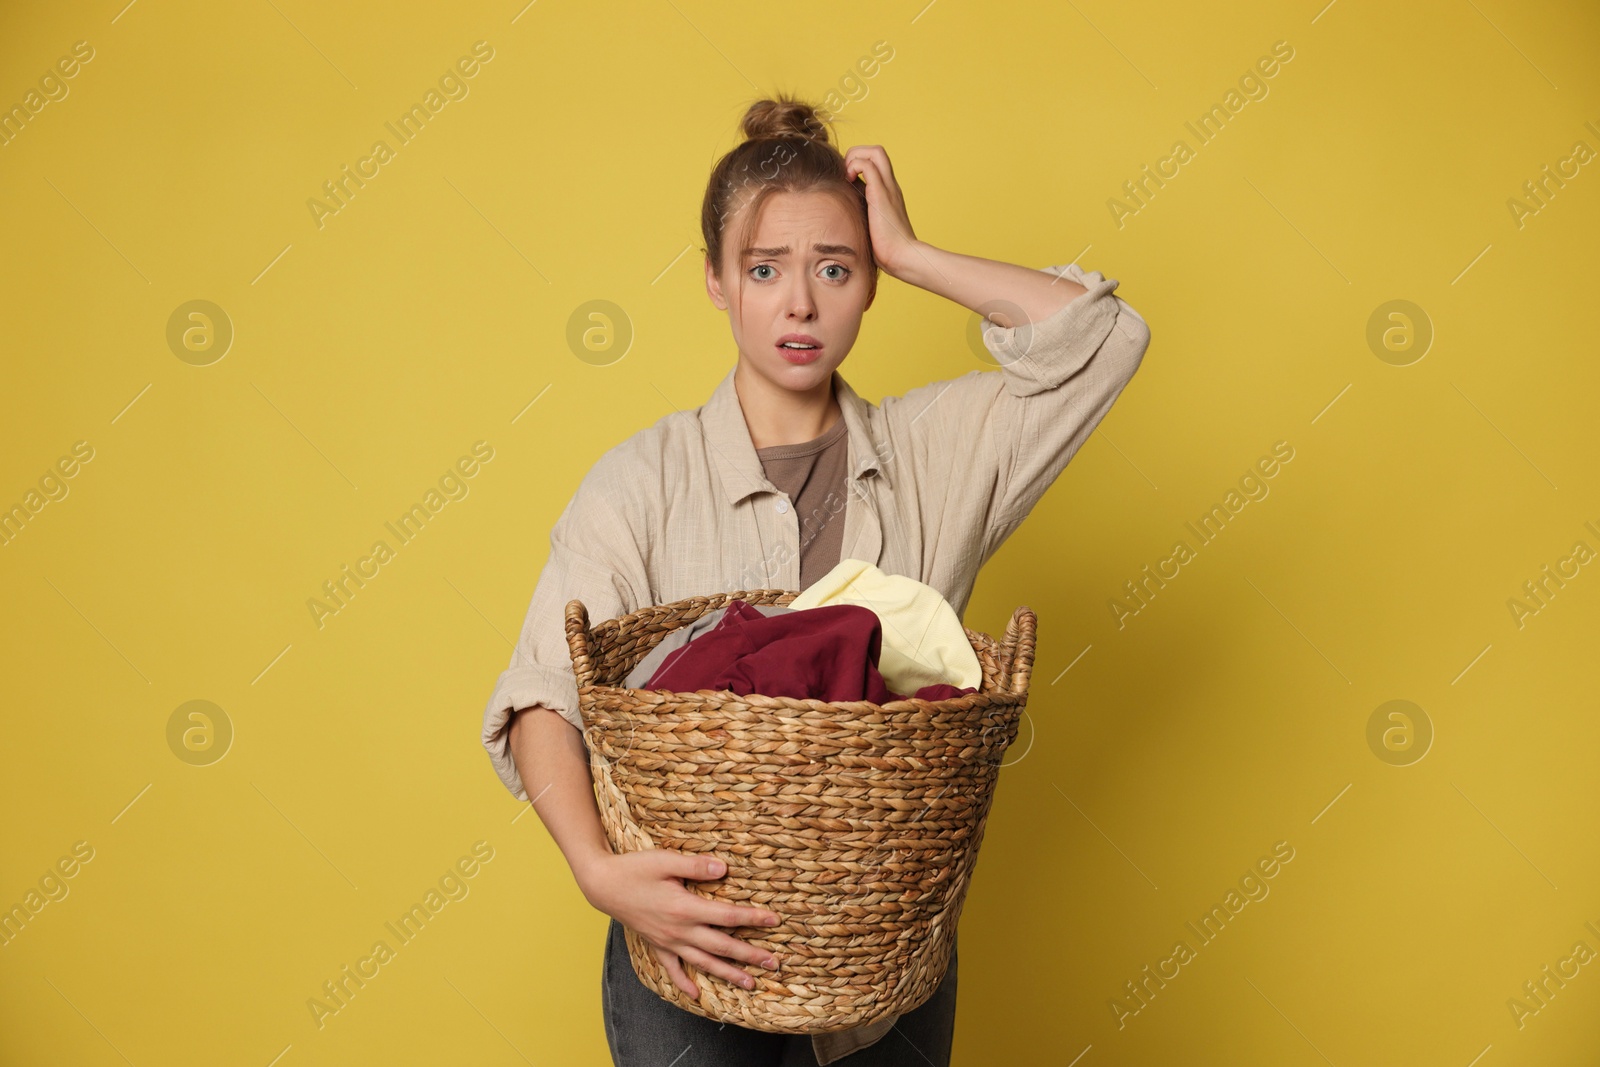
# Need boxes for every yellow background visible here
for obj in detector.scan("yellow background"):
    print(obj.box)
[3,0,1597,1063]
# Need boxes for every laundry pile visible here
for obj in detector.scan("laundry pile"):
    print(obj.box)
[624,559,984,704]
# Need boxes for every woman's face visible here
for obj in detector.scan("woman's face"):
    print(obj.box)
[705,188,875,395]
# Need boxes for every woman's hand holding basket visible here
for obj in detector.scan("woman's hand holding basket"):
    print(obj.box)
[579,850,783,1000]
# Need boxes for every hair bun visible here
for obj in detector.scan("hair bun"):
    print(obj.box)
[740,94,832,145]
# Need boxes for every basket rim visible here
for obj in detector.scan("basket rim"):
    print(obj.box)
[566,586,1037,702]
[578,680,1024,714]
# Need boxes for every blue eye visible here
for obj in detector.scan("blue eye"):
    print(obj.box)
[750,264,775,280]
[823,264,852,281]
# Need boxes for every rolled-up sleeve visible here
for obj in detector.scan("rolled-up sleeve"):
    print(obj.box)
[480,458,649,801]
[879,262,1150,567]
[980,262,1150,537]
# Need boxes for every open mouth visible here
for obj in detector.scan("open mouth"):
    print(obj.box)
[777,337,823,363]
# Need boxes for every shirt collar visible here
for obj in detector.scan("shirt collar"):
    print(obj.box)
[701,365,891,507]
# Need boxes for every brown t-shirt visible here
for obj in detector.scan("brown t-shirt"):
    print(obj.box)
[755,414,849,592]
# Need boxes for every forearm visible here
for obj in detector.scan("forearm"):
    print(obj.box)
[890,240,1089,329]
[508,706,614,897]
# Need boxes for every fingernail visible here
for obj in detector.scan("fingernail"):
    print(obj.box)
[741,976,755,989]
[762,957,778,969]
[709,860,725,876]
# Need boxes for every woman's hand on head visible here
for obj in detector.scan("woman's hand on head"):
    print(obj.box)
[844,144,921,280]
[580,849,784,1000]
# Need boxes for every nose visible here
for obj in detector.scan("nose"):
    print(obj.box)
[786,277,817,321]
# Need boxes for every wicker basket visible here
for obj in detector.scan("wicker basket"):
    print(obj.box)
[565,587,1036,1034]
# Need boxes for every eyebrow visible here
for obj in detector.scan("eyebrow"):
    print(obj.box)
[742,243,858,258]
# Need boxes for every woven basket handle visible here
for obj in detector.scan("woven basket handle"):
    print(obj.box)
[997,605,1037,696]
[565,599,597,689]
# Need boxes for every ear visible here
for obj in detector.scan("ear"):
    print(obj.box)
[863,277,876,312]
[705,255,728,311]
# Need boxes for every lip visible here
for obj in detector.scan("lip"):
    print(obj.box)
[776,334,823,364]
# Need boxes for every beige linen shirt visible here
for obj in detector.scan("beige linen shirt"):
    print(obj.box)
[480,262,1150,1063]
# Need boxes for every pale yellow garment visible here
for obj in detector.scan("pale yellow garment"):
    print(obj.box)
[788,558,984,695]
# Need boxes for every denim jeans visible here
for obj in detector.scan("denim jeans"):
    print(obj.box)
[602,917,958,1066]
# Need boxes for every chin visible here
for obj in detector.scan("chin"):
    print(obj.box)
[771,356,841,387]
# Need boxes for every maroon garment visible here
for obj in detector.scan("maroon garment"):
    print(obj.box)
[643,599,978,703]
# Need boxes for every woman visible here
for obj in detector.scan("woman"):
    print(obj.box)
[480,94,1151,1065]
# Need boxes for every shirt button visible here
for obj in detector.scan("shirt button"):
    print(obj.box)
[775,498,789,514]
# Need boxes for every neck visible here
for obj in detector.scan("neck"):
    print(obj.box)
[733,360,842,449]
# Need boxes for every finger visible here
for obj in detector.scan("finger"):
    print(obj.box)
[856,160,912,240]
[855,160,905,226]
[861,157,901,203]
[653,944,700,1000]
[845,150,881,185]
[690,925,781,970]
[663,859,780,928]
[851,155,885,189]
[693,900,782,929]
[666,852,728,883]
[850,144,894,180]
[678,942,761,991]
